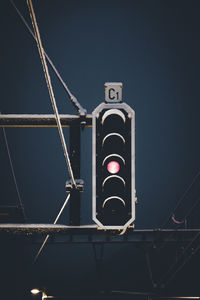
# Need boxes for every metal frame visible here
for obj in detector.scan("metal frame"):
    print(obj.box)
[0,113,91,227]
[1,113,200,291]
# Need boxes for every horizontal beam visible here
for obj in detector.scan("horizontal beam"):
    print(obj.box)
[0,224,200,244]
[0,114,92,127]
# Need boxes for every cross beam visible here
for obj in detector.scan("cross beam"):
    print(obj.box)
[0,225,199,244]
[0,114,92,127]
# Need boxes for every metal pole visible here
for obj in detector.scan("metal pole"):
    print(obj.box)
[69,124,81,225]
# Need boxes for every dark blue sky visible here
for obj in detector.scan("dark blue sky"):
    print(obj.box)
[0,0,200,298]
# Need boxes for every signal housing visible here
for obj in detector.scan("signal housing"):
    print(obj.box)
[92,102,135,230]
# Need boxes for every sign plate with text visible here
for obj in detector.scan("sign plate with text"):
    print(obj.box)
[105,82,122,103]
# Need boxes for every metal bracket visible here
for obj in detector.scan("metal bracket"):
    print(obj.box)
[65,179,84,192]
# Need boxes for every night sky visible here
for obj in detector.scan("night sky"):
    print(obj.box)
[0,0,200,299]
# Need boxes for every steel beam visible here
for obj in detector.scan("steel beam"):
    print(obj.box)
[0,114,92,127]
[0,225,199,244]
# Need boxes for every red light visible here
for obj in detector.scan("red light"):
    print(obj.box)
[107,161,120,174]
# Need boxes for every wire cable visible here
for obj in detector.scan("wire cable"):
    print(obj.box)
[9,0,86,117]
[34,193,71,263]
[160,232,200,288]
[161,170,200,228]
[157,194,200,253]
[26,0,77,188]
[145,251,157,288]
[162,233,200,288]
[1,124,26,220]
[171,214,185,225]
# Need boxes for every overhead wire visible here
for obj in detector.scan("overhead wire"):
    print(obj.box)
[145,250,156,289]
[34,193,71,263]
[161,170,200,229]
[156,171,200,254]
[160,232,200,288]
[161,232,200,288]
[26,0,77,188]
[158,194,200,253]
[183,195,200,221]
[171,214,185,225]
[9,0,86,117]
[1,124,26,220]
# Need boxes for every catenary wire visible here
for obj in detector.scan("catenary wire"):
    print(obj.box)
[162,234,200,288]
[145,250,156,288]
[9,0,86,117]
[158,194,200,253]
[156,172,200,252]
[1,125,26,220]
[161,170,200,228]
[160,231,200,288]
[26,0,77,188]
[34,193,71,263]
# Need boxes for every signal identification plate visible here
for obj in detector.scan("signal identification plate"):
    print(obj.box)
[104,82,122,103]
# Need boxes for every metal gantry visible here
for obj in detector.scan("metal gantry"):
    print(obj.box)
[1,2,200,297]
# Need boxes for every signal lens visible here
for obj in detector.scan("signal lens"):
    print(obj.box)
[107,161,120,174]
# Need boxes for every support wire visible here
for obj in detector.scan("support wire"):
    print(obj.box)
[10,0,86,117]
[26,0,76,188]
[162,233,200,288]
[160,232,200,288]
[34,193,71,263]
[145,251,156,288]
[161,170,200,228]
[158,195,200,253]
[1,125,26,220]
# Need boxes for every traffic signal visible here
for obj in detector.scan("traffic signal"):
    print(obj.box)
[92,83,136,230]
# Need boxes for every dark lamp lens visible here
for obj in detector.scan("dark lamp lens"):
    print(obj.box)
[107,161,120,174]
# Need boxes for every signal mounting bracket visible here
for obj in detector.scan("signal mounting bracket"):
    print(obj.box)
[66,179,84,192]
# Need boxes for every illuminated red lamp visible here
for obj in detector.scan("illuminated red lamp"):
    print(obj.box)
[107,161,120,174]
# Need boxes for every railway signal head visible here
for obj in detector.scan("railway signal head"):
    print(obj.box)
[92,83,136,230]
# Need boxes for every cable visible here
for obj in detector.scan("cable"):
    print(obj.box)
[158,195,200,253]
[145,251,157,289]
[1,124,26,220]
[162,234,200,288]
[171,214,185,225]
[160,232,200,286]
[26,0,77,188]
[161,170,200,229]
[34,193,71,263]
[119,226,128,235]
[184,195,200,220]
[9,0,86,117]
[157,172,200,253]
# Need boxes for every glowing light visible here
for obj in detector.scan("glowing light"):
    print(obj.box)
[31,289,41,295]
[107,161,120,174]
